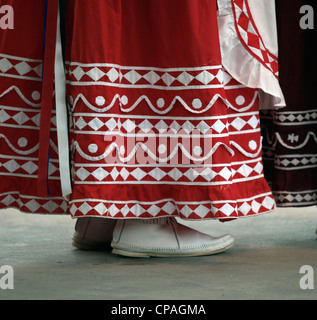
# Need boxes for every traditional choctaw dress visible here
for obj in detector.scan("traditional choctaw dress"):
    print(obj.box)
[0,0,284,220]
[261,0,317,207]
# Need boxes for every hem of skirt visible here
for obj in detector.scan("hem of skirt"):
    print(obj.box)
[0,192,69,215]
[275,202,317,208]
[71,208,275,221]
[68,193,276,220]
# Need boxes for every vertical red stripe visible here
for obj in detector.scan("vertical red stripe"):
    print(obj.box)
[38,0,59,196]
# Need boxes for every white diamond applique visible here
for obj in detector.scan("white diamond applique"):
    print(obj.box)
[123,70,142,84]
[170,120,181,133]
[200,168,217,182]
[72,66,85,80]
[31,114,41,126]
[148,168,166,181]
[13,112,29,125]
[167,168,183,181]
[105,118,117,131]
[42,200,59,213]
[182,120,195,133]
[180,205,192,218]
[239,202,252,215]
[143,71,160,85]
[155,120,168,133]
[148,204,161,216]
[184,168,198,182]
[106,68,120,82]
[161,202,175,214]
[161,72,175,86]
[75,117,87,130]
[248,115,259,129]
[119,168,130,180]
[231,117,247,131]
[196,121,210,134]
[237,164,253,177]
[1,195,15,206]
[86,67,106,81]
[76,168,90,181]
[88,118,104,131]
[139,119,153,133]
[177,72,194,86]
[195,70,215,84]
[110,168,120,180]
[0,58,13,73]
[21,161,38,174]
[130,203,146,217]
[253,162,263,174]
[123,119,137,133]
[48,163,58,176]
[130,168,147,181]
[92,168,109,181]
[0,110,10,123]
[194,205,210,218]
[219,203,235,216]
[262,196,275,210]
[78,202,92,215]
[121,204,130,217]
[108,204,120,216]
[251,200,261,213]
[212,120,226,133]
[94,202,107,215]
[218,167,232,181]
[14,62,32,75]
[3,160,19,173]
[25,199,41,212]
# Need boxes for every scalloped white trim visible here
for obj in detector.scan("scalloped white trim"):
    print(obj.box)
[230,138,263,158]
[274,132,317,150]
[72,140,235,163]
[70,91,258,115]
[0,134,59,156]
[0,85,41,108]
[0,134,39,155]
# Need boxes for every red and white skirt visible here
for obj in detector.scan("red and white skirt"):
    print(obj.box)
[0,0,284,220]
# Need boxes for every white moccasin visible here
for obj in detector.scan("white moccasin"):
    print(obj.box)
[111,218,234,258]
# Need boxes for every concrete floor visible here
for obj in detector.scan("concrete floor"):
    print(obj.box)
[0,206,317,300]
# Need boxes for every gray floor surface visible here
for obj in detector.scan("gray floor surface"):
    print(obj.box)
[0,206,317,300]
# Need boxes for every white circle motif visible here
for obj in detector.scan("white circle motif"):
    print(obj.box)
[157,98,165,109]
[249,140,257,150]
[88,144,98,153]
[158,144,167,154]
[235,95,245,106]
[120,145,125,155]
[193,146,203,156]
[192,98,202,109]
[120,95,128,106]
[32,91,41,101]
[18,137,28,148]
[95,96,106,106]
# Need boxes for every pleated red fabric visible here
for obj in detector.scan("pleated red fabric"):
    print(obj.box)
[0,0,279,220]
